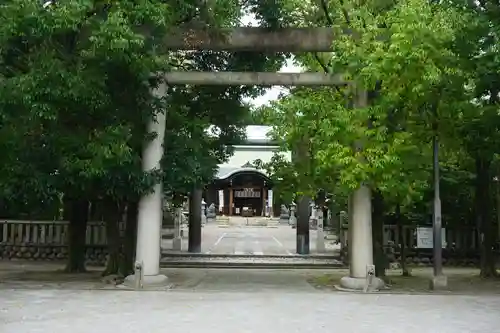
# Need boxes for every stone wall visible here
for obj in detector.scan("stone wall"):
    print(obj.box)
[389,252,481,268]
[0,220,115,266]
[0,244,110,266]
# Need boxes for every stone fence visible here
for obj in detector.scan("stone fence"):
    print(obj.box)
[335,224,492,267]
[0,219,494,267]
[382,225,481,250]
[0,220,124,265]
[380,225,496,267]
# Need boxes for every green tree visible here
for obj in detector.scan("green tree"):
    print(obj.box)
[449,0,500,277]
[0,0,173,272]
[0,0,293,274]
[261,0,475,276]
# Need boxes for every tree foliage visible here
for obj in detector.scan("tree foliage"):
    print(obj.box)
[260,0,500,276]
[0,0,294,273]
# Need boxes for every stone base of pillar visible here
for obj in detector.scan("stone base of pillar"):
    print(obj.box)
[172,237,182,251]
[429,274,448,290]
[122,273,170,290]
[337,276,385,292]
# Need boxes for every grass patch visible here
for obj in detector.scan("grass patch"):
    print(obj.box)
[307,268,500,294]
[308,272,342,289]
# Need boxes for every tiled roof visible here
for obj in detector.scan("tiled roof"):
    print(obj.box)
[215,165,268,180]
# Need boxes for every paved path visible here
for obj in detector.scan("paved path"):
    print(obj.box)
[205,228,294,255]
[176,268,318,292]
[2,287,499,333]
[161,218,339,255]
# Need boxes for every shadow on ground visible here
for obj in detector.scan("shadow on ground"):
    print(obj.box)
[0,262,193,290]
[2,262,500,295]
[0,262,316,291]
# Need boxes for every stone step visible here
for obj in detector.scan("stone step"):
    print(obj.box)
[160,253,344,269]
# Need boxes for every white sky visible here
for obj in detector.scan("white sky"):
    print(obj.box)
[240,14,304,108]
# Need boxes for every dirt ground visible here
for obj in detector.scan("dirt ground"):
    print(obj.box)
[307,267,500,294]
[1,261,500,294]
[0,262,192,290]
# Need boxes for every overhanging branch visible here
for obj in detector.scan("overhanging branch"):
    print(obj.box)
[164,72,347,86]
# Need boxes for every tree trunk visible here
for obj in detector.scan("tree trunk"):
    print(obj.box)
[296,195,311,254]
[475,156,497,278]
[496,176,500,255]
[396,204,410,276]
[120,200,138,276]
[372,190,386,279]
[65,198,89,273]
[102,199,123,276]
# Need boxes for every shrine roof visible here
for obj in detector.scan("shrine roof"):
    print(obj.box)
[215,165,268,180]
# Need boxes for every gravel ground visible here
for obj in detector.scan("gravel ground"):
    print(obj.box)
[1,264,500,332]
[1,289,500,333]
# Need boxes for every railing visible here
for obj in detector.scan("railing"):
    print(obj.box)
[0,220,124,247]
[0,219,482,250]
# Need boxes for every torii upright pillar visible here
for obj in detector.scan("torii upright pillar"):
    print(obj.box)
[124,82,169,288]
[339,89,384,291]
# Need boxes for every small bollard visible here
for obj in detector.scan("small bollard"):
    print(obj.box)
[364,264,376,293]
[134,261,144,290]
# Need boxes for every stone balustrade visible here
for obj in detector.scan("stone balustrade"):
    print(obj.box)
[0,220,124,265]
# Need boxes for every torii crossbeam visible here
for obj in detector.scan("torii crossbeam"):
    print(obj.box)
[163,27,339,52]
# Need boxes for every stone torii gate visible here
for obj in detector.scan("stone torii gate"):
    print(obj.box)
[124,27,381,291]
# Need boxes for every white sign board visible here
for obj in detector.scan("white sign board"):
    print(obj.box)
[416,227,447,249]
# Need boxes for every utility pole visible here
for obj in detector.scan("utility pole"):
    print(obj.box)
[188,187,203,253]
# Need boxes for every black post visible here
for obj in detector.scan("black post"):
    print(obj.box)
[189,187,202,253]
[322,206,329,229]
[317,189,326,228]
[432,133,443,276]
[296,195,310,254]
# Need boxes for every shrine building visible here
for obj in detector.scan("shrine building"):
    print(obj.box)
[203,125,291,217]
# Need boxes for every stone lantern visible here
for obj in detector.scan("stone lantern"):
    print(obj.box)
[201,199,207,225]
[289,202,297,228]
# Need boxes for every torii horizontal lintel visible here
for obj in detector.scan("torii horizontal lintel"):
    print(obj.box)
[163,27,342,52]
[163,72,347,86]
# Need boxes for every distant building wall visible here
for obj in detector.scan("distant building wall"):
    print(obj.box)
[224,145,291,167]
